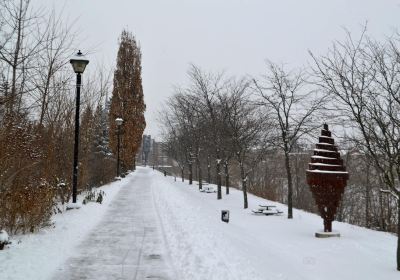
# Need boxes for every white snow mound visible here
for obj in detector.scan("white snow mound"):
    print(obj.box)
[0,230,9,243]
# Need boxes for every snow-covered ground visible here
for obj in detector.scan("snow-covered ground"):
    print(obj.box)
[152,170,398,280]
[0,174,129,280]
[0,167,398,280]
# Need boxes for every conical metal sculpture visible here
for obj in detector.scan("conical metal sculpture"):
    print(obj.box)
[306,124,349,237]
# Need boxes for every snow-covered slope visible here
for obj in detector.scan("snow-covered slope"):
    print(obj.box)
[151,170,398,280]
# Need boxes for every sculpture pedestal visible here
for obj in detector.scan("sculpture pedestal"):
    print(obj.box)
[315,231,340,238]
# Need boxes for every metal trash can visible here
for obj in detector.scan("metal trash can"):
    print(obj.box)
[221,210,229,223]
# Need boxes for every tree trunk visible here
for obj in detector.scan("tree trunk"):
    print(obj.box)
[194,161,198,181]
[365,162,371,228]
[198,162,203,190]
[284,151,293,219]
[9,5,23,114]
[225,162,229,195]
[181,167,184,182]
[388,195,392,230]
[189,162,193,185]
[294,154,300,207]
[216,159,222,199]
[397,199,400,271]
[39,66,53,126]
[207,163,211,184]
[240,162,248,208]
[379,191,385,231]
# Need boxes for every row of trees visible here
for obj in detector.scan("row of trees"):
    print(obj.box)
[161,63,322,212]
[0,1,145,234]
[160,30,400,270]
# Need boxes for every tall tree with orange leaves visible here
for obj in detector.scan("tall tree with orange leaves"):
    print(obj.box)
[109,30,146,173]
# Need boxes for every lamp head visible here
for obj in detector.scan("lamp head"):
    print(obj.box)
[115,118,123,126]
[70,50,89,74]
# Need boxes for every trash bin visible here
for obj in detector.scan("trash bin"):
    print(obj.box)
[221,210,229,223]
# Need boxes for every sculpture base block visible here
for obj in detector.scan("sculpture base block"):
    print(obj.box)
[315,231,340,238]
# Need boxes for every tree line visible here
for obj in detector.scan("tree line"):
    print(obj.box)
[160,29,400,270]
[0,1,145,235]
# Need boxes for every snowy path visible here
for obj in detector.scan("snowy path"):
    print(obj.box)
[52,168,176,280]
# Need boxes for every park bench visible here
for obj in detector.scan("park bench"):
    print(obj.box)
[200,186,216,193]
[251,205,283,215]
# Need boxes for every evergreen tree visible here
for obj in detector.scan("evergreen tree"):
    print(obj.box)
[94,104,112,157]
[109,30,146,173]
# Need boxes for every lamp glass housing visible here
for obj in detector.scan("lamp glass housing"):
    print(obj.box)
[115,118,123,126]
[70,50,89,74]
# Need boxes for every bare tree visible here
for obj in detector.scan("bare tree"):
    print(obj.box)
[310,30,400,270]
[225,78,268,208]
[0,0,46,114]
[186,65,226,199]
[254,62,323,218]
[161,121,186,182]
[161,92,196,184]
[30,8,76,125]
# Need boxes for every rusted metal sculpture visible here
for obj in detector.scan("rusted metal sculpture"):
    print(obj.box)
[306,124,349,235]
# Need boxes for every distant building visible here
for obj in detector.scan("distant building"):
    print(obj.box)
[137,135,169,168]
[140,135,151,166]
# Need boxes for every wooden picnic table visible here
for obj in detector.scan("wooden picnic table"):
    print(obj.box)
[252,205,283,215]
[199,186,216,193]
[258,205,276,210]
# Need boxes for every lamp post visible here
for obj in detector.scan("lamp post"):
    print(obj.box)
[69,50,89,205]
[115,117,123,178]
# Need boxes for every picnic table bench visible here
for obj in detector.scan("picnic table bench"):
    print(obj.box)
[199,186,216,193]
[252,205,283,215]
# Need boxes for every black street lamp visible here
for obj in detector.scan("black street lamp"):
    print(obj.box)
[115,117,123,178]
[69,50,89,205]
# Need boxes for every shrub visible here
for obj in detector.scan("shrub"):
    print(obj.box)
[0,182,56,234]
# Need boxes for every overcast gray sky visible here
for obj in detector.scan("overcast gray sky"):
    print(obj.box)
[33,0,400,139]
